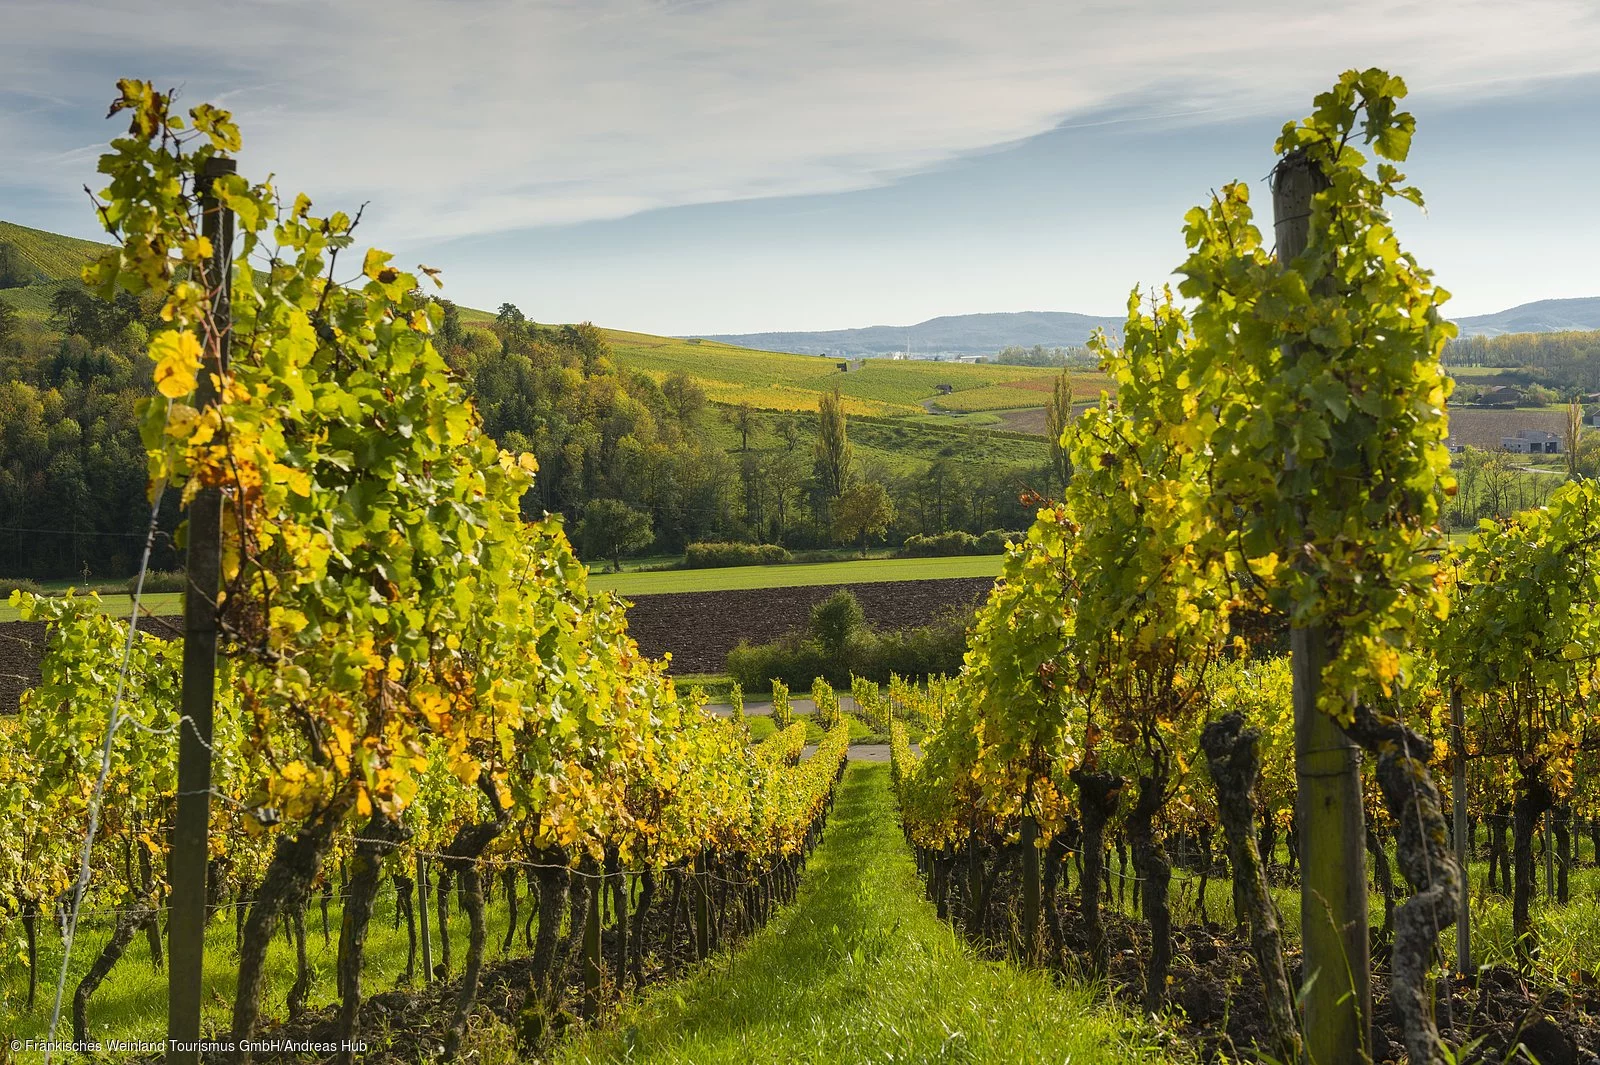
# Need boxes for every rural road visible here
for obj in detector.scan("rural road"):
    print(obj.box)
[705,696,860,718]
[800,743,900,763]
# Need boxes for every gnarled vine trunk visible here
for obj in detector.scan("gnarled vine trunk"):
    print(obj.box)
[1511,774,1554,964]
[233,801,348,1063]
[1345,705,1463,1065]
[336,811,405,1065]
[285,900,312,1023]
[1201,713,1299,1065]
[1070,766,1123,972]
[528,858,570,1002]
[73,889,158,1044]
[1128,768,1172,1013]
[441,778,508,1062]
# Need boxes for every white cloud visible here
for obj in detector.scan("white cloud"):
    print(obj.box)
[4,0,1599,242]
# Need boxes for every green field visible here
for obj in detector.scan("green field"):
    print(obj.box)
[599,329,1064,417]
[0,591,183,623]
[589,554,1004,596]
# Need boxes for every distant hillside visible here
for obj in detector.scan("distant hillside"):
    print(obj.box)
[1454,297,1600,337]
[0,219,111,316]
[0,218,1077,419]
[697,311,1126,357]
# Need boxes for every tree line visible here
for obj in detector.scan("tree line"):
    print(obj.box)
[0,276,1063,580]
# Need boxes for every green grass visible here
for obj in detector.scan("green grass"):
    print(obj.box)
[0,872,498,1050]
[591,555,1003,597]
[1103,837,1600,982]
[555,763,1173,1065]
[0,591,183,623]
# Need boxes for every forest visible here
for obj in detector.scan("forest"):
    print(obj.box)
[0,278,1050,580]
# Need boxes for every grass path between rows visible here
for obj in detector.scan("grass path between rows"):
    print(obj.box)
[555,762,1175,1065]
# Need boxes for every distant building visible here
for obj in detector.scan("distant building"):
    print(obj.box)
[837,361,849,372]
[1479,385,1527,407]
[935,383,953,395]
[1501,428,1561,455]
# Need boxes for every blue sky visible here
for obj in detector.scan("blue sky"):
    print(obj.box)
[4,1,1598,334]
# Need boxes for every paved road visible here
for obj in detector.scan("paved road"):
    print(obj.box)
[798,742,911,763]
[707,695,860,718]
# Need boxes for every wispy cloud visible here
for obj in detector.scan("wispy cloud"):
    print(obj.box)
[5,0,1599,242]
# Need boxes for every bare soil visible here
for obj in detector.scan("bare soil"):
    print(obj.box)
[622,576,994,673]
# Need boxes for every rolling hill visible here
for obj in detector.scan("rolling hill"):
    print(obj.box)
[1453,297,1600,337]
[697,310,1126,356]
[0,219,1089,425]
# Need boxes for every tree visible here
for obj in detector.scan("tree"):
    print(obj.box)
[662,371,706,424]
[728,401,755,452]
[577,498,653,572]
[831,479,894,555]
[814,387,853,501]
[809,589,865,657]
[438,299,463,348]
[1566,398,1584,479]
[0,243,40,289]
[1044,369,1074,495]
[496,302,525,328]
[0,298,17,347]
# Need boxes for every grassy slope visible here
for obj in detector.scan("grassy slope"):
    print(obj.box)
[0,218,1064,431]
[589,554,1004,596]
[556,762,1173,1065]
[600,328,1064,417]
[0,220,112,318]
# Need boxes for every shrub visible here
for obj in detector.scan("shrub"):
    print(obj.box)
[0,578,45,597]
[727,634,833,695]
[899,531,978,557]
[899,530,1022,557]
[129,569,187,594]
[975,529,1024,554]
[856,615,969,679]
[684,541,792,568]
[726,601,975,692]
[810,589,866,657]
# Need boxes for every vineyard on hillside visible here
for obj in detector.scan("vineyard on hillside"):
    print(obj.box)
[4,69,1600,1065]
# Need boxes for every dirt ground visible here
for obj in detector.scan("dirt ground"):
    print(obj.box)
[621,576,994,673]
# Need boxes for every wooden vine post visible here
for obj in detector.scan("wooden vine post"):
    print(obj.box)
[167,154,234,1065]
[694,852,711,960]
[1452,686,1471,974]
[417,855,434,982]
[1273,147,1372,1065]
[582,866,602,1020]
[1021,813,1041,963]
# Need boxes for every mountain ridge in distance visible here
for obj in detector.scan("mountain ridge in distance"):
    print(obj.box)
[697,297,1600,355]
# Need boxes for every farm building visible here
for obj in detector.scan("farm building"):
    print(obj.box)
[1479,385,1528,407]
[1501,428,1561,454]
